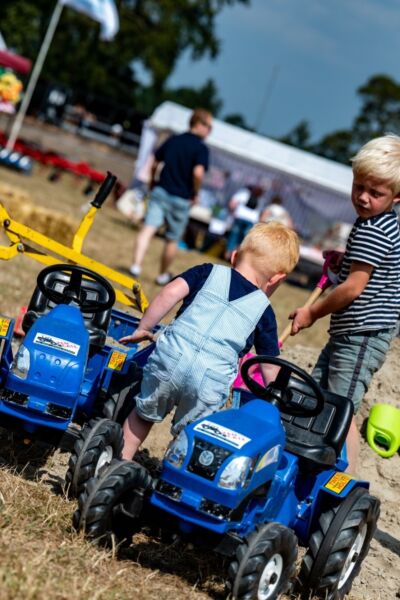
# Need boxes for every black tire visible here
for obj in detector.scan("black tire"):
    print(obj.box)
[227,522,298,600]
[298,487,380,600]
[73,459,153,547]
[65,418,123,498]
[101,363,142,424]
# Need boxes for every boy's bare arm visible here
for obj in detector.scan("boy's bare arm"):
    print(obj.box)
[290,261,373,334]
[148,158,160,191]
[192,164,205,204]
[120,277,190,343]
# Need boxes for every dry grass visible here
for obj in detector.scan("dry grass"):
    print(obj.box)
[0,465,229,600]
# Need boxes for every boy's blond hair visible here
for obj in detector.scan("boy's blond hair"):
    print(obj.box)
[236,222,299,274]
[351,133,400,194]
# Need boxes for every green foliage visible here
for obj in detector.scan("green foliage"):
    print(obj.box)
[352,74,400,146]
[161,78,223,115]
[312,130,354,164]
[279,120,311,151]
[223,113,254,131]
[280,74,400,165]
[0,0,249,117]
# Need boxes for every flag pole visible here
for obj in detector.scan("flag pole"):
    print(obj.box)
[6,0,64,152]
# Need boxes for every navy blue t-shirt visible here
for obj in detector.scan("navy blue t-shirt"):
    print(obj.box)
[176,263,280,357]
[155,132,209,200]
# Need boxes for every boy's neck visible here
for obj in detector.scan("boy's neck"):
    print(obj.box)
[358,207,396,222]
[234,263,271,291]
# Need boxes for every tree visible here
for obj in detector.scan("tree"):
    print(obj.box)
[311,130,354,164]
[279,120,311,150]
[0,0,249,117]
[351,74,400,146]
[278,74,400,165]
[161,78,223,115]
[223,113,254,130]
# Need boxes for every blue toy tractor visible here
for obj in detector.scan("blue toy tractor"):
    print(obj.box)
[0,260,153,497]
[73,355,380,600]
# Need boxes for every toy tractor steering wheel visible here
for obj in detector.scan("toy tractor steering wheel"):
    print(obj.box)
[37,264,116,313]
[241,355,325,417]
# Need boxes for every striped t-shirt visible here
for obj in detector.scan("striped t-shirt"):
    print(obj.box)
[330,210,400,336]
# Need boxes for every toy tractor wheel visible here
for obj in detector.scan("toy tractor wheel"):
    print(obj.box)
[227,522,298,600]
[101,363,142,425]
[298,487,380,599]
[65,418,123,498]
[73,459,153,547]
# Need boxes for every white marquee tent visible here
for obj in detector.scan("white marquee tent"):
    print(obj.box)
[129,101,355,240]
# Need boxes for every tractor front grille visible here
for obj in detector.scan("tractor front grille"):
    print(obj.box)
[156,480,182,501]
[1,388,29,406]
[46,403,72,420]
[187,438,232,480]
[199,499,232,520]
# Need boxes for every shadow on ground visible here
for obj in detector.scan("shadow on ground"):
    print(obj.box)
[121,533,227,599]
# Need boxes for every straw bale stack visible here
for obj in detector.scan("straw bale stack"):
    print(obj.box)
[0,182,78,246]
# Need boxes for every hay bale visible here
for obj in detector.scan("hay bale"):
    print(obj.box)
[0,182,32,204]
[0,183,78,246]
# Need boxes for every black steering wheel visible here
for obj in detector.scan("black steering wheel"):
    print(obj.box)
[37,264,116,313]
[241,355,325,417]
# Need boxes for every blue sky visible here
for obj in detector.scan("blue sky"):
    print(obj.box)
[167,0,400,142]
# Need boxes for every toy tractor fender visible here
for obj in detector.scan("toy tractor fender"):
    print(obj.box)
[295,469,370,545]
[297,484,379,599]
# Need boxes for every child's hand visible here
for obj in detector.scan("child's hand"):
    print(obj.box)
[323,250,344,273]
[289,306,315,335]
[119,328,155,344]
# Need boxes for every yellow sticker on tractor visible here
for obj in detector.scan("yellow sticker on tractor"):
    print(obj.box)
[0,318,10,337]
[325,472,353,494]
[108,350,127,371]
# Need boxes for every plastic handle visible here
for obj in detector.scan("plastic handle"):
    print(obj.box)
[91,171,117,208]
[366,425,399,458]
[278,286,324,347]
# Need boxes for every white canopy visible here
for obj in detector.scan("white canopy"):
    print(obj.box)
[132,101,355,239]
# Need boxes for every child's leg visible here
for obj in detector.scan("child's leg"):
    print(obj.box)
[346,417,360,475]
[122,408,153,460]
[124,355,177,458]
[320,331,393,473]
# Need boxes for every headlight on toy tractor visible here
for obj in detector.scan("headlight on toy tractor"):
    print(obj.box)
[165,431,188,468]
[218,456,253,489]
[10,345,30,379]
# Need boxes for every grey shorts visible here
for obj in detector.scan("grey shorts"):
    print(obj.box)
[145,186,191,241]
[312,329,395,412]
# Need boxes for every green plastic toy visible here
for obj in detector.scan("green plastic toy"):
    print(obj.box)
[366,403,400,458]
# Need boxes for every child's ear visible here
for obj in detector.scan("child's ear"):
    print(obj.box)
[270,272,287,286]
[265,272,287,296]
[230,250,238,266]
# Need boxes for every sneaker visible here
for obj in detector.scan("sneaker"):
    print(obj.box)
[129,264,141,277]
[155,272,173,286]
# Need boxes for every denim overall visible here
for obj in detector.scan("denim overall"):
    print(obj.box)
[135,265,270,434]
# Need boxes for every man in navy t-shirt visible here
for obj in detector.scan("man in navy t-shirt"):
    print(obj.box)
[130,108,212,285]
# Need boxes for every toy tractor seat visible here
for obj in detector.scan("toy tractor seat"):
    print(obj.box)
[22,269,113,348]
[279,376,354,470]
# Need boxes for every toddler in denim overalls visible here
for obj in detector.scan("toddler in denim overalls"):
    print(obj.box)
[120,222,299,460]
